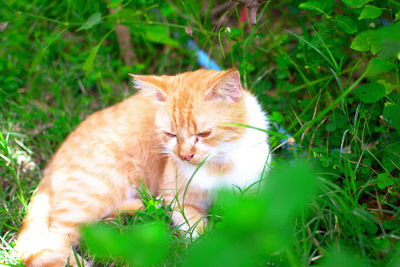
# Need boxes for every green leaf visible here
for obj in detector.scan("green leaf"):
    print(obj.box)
[377,79,397,95]
[379,39,400,58]
[382,144,400,173]
[143,25,178,47]
[240,60,255,72]
[298,1,331,16]
[350,31,375,52]
[351,23,400,56]
[365,58,396,77]
[107,9,142,24]
[82,44,100,74]
[377,180,385,189]
[374,23,400,56]
[377,173,393,189]
[383,103,400,134]
[106,0,121,9]
[269,111,284,123]
[332,15,358,34]
[78,12,102,31]
[342,0,372,8]
[353,82,385,103]
[28,30,65,78]
[375,22,400,39]
[396,11,400,21]
[358,5,383,20]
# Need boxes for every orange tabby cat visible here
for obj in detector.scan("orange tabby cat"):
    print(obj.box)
[15,68,271,267]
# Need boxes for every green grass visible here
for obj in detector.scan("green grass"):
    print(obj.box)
[1,0,400,266]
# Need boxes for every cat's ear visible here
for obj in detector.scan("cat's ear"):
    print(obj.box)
[129,73,167,102]
[204,68,242,103]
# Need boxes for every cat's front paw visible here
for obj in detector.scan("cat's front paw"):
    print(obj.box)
[172,209,205,239]
[175,221,201,239]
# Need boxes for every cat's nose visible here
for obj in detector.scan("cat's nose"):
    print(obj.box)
[180,153,194,161]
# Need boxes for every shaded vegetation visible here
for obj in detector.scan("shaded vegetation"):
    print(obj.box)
[1,0,400,266]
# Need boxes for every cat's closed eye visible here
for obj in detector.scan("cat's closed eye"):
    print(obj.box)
[164,132,176,138]
[197,131,212,138]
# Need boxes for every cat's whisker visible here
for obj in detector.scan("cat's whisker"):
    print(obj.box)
[152,148,169,154]
[151,145,171,154]
[212,142,239,154]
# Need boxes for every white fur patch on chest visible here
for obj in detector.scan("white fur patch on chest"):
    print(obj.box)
[178,93,271,191]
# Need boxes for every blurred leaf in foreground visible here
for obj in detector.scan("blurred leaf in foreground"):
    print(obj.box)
[319,247,370,267]
[183,160,317,267]
[81,221,170,266]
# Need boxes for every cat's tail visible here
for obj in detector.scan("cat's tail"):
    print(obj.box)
[15,187,77,267]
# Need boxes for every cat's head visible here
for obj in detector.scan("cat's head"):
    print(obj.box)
[131,69,247,165]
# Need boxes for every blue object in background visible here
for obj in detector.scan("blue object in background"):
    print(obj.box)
[187,39,222,71]
[276,124,299,149]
